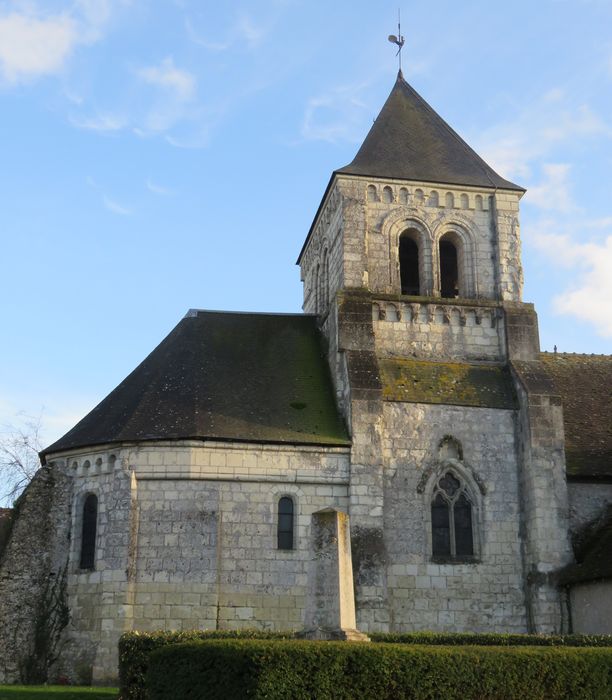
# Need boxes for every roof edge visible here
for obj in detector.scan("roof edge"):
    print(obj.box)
[41,434,352,463]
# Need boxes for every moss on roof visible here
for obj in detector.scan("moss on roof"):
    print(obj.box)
[43,311,350,457]
[379,358,517,409]
[540,353,612,479]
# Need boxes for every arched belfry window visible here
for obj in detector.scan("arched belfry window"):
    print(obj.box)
[439,237,459,298]
[431,472,474,559]
[277,496,294,550]
[80,494,98,569]
[399,231,420,296]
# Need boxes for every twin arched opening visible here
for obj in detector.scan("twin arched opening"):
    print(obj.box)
[397,224,470,299]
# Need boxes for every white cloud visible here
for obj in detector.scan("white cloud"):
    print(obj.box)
[301,82,373,144]
[185,13,268,52]
[146,178,174,196]
[69,112,126,131]
[137,56,195,101]
[475,96,610,182]
[0,10,77,84]
[134,56,199,133]
[87,176,131,215]
[102,194,131,216]
[531,223,612,337]
[524,163,575,213]
[0,1,124,85]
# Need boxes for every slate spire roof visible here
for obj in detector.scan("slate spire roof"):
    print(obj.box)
[336,70,523,191]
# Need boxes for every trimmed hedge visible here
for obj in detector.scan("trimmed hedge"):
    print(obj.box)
[147,639,612,700]
[371,631,612,647]
[118,630,292,699]
[119,629,612,698]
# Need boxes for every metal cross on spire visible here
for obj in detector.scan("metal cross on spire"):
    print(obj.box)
[388,9,405,74]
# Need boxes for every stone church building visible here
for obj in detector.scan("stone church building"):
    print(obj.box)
[1,71,611,684]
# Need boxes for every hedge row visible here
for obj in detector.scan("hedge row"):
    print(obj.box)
[118,629,612,699]
[371,631,612,647]
[147,639,612,700]
[118,630,292,699]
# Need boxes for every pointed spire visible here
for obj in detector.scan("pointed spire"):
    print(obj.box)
[337,73,523,191]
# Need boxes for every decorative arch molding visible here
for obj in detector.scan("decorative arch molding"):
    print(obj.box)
[381,208,435,296]
[431,215,479,298]
[417,457,486,497]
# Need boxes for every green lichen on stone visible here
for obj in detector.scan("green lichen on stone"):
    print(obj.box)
[379,358,517,409]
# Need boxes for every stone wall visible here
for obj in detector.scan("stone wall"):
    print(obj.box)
[372,298,505,362]
[0,466,73,684]
[299,174,524,313]
[50,440,350,682]
[379,402,527,633]
[511,362,573,633]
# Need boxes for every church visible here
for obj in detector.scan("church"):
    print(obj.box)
[1,70,611,685]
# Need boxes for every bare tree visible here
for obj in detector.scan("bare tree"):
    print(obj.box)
[0,414,43,504]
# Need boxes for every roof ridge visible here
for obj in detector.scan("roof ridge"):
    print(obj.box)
[541,351,612,359]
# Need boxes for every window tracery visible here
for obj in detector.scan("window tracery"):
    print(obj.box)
[431,471,474,560]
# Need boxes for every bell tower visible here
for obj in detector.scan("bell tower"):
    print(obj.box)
[298,71,572,635]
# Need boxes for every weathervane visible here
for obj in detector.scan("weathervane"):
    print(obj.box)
[388,9,405,73]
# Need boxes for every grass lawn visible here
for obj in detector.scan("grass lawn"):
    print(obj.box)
[0,688,118,700]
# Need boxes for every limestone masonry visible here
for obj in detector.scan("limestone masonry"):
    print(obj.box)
[1,71,611,684]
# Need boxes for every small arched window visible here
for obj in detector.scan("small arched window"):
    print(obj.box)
[431,472,474,559]
[367,185,378,202]
[399,231,420,296]
[277,496,294,550]
[80,494,98,570]
[445,192,455,209]
[439,238,459,298]
[382,186,393,203]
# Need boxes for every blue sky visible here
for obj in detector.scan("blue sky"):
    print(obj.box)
[1,0,611,452]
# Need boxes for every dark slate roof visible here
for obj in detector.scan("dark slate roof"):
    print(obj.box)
[540,353,612,479]
[336,71,524,192]
[42,311,350,458]
[379,358,517,410]
[558,505,612,585]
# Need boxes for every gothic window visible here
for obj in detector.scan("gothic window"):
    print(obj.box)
[80,494,98,570]
[439,238,459,298]
[399,231,420,295]
[431,472,474,560]
[277,496,294,550]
